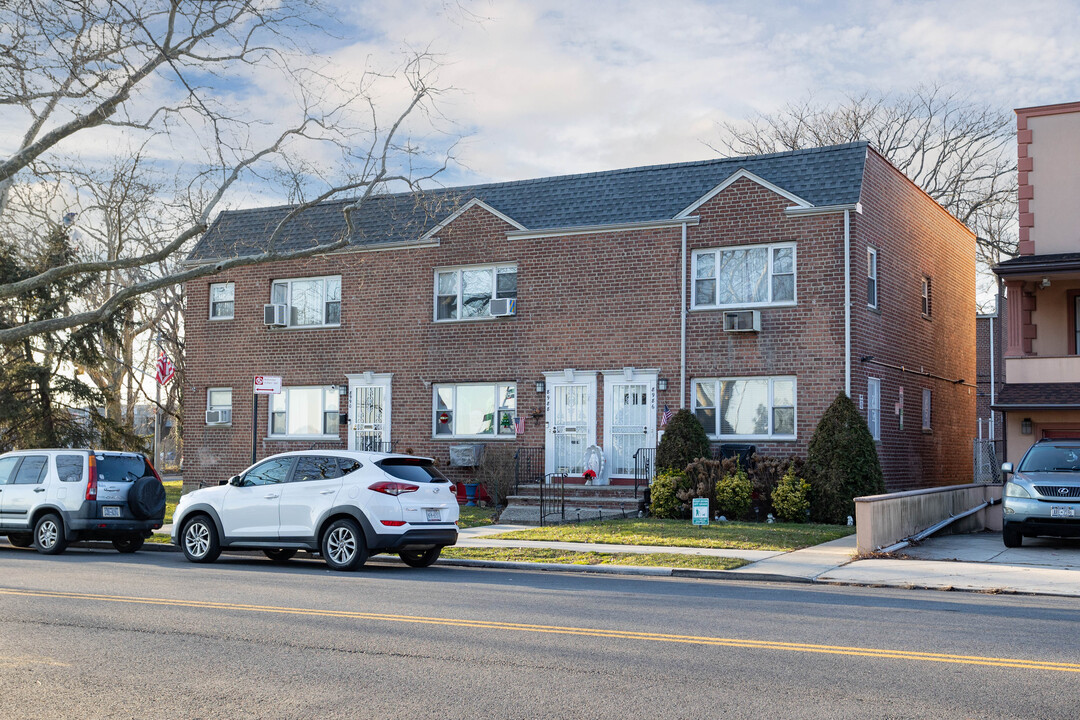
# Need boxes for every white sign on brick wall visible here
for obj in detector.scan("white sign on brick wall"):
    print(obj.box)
[253,375,283,394]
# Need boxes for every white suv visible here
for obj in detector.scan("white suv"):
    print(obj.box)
[172,451,459,571]
[0,450,167,554]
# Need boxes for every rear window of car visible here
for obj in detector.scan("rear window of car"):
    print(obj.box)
[1019,445,1080,473]
[56,455,85,482]
[376,458,449,483]
[95,455,153,483]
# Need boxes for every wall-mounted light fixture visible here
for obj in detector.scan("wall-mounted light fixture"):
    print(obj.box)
[658,378,669,391]
[535,380,545,393]
[1021,418,1033,435]
[1041,277,1051,289]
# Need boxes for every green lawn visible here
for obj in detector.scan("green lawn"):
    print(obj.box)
[440,546,749,570]
[163,480,183,525]
[456,505,498,529]
[487,518,854,552]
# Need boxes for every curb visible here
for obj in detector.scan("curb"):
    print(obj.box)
[426,557,812,582]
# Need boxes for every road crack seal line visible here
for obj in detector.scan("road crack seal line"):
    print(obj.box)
[1,586,1077,673]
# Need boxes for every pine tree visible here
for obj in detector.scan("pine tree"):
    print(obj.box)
[655,410,711,473]
[805,393,885,524]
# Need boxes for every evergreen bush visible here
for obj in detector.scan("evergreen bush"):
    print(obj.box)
[678,458,724,515]
[806,393,885,524]
[655,410,711,472]
[748,454,808,518]
[649,470,686,519]
[771,468,811,523]
[714,461,752,519]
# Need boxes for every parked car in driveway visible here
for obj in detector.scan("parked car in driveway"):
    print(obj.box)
[171,451,459,571]
[0,450,166,554]
[1002,438,1080,547]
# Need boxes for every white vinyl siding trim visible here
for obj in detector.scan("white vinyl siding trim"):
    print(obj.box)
[867,377,881,441]
[268,386,340,439]
[690,376,796,440]
[269,276,341,328]
[434,263,517,322]
[691,242,796,310]
[432,382,517,438]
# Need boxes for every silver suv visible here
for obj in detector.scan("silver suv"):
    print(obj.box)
[1002,438,1080,547]
[0,450,167,554]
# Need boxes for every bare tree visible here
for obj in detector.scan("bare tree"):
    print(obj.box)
[0,0,457,344]
[711,85,1017,267]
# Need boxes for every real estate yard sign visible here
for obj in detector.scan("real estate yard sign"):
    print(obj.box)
[692,498,709,526]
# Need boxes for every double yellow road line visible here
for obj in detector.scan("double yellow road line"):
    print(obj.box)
[2,586,1077,673]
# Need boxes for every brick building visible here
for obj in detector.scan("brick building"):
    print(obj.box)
[183,142,975,492]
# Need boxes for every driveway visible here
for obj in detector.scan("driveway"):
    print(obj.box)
[898,532,1080,571]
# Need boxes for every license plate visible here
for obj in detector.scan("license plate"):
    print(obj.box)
[1051,506,1075,518]
[426,508,440,522]
[102,506,121,518]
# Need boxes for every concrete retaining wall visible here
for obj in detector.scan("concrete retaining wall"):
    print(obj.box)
[854,484,1003,555]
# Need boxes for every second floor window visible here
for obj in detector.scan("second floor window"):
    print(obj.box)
[692,243,795,309]
[209,282,234,320]
[271,276,341,327]
[436,265,517,320]
[867,247,878,309]
[921,276,931,317]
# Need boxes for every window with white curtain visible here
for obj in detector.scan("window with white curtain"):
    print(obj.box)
[692,243,796,309]
[269,387,339,437]
[692,377,796,439]
[435,264,517,321]
[270,276,341,327]
[433,383,516,437]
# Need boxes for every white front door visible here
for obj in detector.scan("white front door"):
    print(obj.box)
[545,371,597,476]
[603,370,657,478]
[347,373,392,452]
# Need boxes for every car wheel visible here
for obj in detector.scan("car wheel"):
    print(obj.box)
[1002,523,1023,548]
[321,519,368,571]
[34,514,68,555]
[7,533,33,548]
[399,547,442,568]
[181,515,221,563]
[112,536,145,554]
[263,548,298,563]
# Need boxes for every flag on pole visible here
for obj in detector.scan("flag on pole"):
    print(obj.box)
[155,351,176,385]
[660,405,674,427]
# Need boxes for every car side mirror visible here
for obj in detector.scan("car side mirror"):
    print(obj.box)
[228,475,243,487]
[1001,462,1013,475]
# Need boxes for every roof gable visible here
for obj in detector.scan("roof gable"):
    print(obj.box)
[674,168,813,219]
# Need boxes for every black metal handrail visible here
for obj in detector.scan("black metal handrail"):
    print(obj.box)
[633,447,656,498]
[540,472,566,527]
[513,447,544,494]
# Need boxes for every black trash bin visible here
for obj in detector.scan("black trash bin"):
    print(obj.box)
[718,443,756,467]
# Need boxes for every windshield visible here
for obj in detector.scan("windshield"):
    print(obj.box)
[96,455,154,483]
[1019,445,1080,473]
[377,458,449,484]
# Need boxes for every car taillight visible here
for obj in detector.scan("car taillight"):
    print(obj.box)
[147,458,163,483]
[86,455,98,501]
[380,520,406,526]
[368,481,419,496]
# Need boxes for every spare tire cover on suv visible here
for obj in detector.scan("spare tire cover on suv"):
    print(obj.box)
[128,476,166,520]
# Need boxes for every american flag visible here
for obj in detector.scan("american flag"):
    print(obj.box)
[155,351,176,385]
[513,416,526,435]
[660,405,674,427]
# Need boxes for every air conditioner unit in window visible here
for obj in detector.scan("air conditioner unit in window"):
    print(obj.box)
[722,310,761,333]
[490,297,516,317]
[205,409,232,425]
[263,303,288,327]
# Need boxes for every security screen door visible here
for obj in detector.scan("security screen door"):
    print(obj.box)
[608,383,649,476]
[353,385,386,451]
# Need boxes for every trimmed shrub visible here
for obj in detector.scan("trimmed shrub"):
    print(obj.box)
[679,458,724,515]
[714,461,752,520]
[655,410,711,473]
[806,393,886,524]
[748,454,807,518]
[649,470,686,519]
[771,468,811,523]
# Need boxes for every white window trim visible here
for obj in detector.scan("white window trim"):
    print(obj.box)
[431,382,518,439]
[867,377,882,441]
[267,385,340,440]
[690,375,797,441]
[867,247,879,310]
[921,276,931,317]
[690,242,797,310]
[209,282,235,321]
[206,387,233,426]
[433,263,518,322]
[269,275,341,329]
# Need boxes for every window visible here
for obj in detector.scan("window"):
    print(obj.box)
[922,389,932,431]
[0,456,19,483]
[435,265,517,320]
[867,247,878,309]
[207,388,232,423]
[270,387,340,438]
[692,243,795,309]
[291,456,343,482]
[867,377,881,441]
[270,276,341,327]
[433,383,516,437]
[55,455,85,483]
[921,276,931,317]
[378,457,450,483]
[241,457,295,486]
[13,455,48,484]
[691,377,796,439]
[209,282,234,320]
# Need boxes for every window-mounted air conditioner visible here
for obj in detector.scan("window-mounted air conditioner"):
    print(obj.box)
[722,310,761,333]
[263,303,288,327]
[490,298,517,317]
[205,409,232,425]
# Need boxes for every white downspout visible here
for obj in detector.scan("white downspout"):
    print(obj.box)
[989,313,995,436]
[680,222,688,409]
[844,209,851,397]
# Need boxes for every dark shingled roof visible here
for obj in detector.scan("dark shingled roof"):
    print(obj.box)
[188,141,869,262]
[993,383,1080,409]
[995,252,1080,276]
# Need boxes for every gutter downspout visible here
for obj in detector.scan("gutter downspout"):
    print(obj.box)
[680,222,687,409]
[844,209,851,397]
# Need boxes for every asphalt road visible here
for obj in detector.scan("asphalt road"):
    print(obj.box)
[1,543,1078,719]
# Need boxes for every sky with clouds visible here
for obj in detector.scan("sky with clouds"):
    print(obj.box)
[325,0,1080,186]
